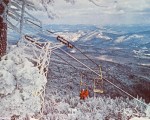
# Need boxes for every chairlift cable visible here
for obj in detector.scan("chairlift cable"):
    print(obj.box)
[26,19,41,28]
[26,19,55,34]
[25,20,105,68]
[52,51,78,71]
[58,48,148,107]
[22,20,148,106]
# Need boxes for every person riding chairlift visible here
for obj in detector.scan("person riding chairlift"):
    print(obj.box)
[80,89,89,100]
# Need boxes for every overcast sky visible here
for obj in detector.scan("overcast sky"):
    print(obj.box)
[34,0,150,25]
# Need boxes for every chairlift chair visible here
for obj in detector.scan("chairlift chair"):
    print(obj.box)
[93,65,103,97]
[79,72,90,100]
[80,72,88,91]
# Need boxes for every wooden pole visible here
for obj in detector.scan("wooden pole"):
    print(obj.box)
[0,0,10,58]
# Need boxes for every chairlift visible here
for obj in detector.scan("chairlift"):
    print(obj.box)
[93,65,103,97]
[79,72,90,100]
[79,73,88,91]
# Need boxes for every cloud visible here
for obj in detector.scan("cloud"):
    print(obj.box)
[114,0,150,13]
[33,0,150,25]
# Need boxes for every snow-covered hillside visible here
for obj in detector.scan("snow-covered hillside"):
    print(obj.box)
[5,24,150,120]
[0,46,149,119]
[56,31,85,42]
[43,94,150,120]
[4,0,150,119]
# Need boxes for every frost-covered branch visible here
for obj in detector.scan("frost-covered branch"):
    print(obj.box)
[23,0,107,19]
[89,0,108,7]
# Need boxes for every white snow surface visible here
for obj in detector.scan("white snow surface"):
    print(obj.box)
[96,32,112,40]
[130,117,150,120]
[115,34,143,43]
[56,31,85,42]
[0,46,47,119]
[115,36,127,43]
[43,92,150,120]
[81,30,112,42]
[146,106,150,118]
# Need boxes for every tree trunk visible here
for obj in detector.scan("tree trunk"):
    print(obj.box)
[0,0,10,58]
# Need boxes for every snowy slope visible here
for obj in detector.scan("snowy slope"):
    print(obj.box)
[6,24,150,120]
[43,94,150,120]
[43,52,150,120]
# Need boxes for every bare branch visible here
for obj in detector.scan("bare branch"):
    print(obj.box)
[89,0,108,7]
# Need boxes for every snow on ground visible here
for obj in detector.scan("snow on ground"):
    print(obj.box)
[2,24,150,119]
[130,117,150,120]
[81,30,99,41]
[0,45,149,119]
[43,55,150,120]
[43,92,150,120]
[133,49,150,60]
[126,34,144,40]
[115,36,127,43]
[138,63,150,67]
[96,32,112,40]
[115,34,143,43]
[95,55,135,65]
[56,31,85,42]
[0,46,47,119]
[80,30,112,42]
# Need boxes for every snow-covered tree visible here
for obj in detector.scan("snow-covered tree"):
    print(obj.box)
[0,0,101,58]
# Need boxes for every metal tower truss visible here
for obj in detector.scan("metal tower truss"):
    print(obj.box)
[19,34,63,118]
[6,0,63,118]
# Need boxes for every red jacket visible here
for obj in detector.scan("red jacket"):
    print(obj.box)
[80,89,89,100]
